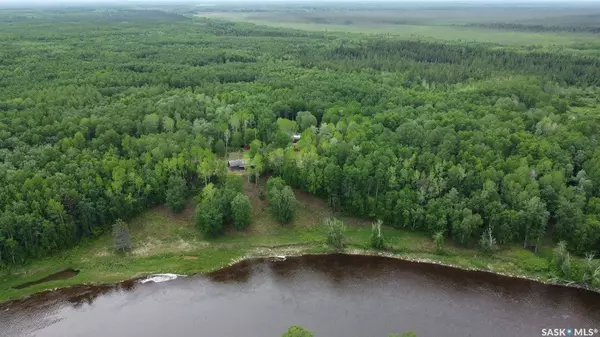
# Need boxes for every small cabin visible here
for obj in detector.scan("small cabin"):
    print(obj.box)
[227,159,246,170]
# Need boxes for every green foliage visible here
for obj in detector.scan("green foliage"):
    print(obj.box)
[113,219,131,252]
[279,325,415,337]
[370,220,385,249]
[166,175,187,213]
[281,326,313,337]
[194,179,252,236]
[453,209,482,245]
[277,118,298,135]
[296,111,317,131]
[583,253,600,288]
[325,218,346,250]
[225,175,245,194]
[552,241,571,277]
[195,184,224,238]
[389,332,418,337]
[246,152,264,186]
[479,227,498,252]
[214,139,226,157]
[267,177,297,224]
[267,177,287,193]
[231,193,252,231]
[433,231,445,253]
[195,202,223,238]
[280,325,417,337]
[513,249,550,273]
[1,5,600,266]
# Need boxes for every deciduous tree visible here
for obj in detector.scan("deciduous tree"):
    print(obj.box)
[166,175,187,213]
[231,193,252,230]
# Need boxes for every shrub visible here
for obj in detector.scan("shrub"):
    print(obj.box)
[225,175,244,193]
[326,218,345,250]
[389,333,418,337]
[433,231,444,253]
[266,176,286,195]
[513,249,549,273]
[479,227,498,252]
[370,220,385,249]
[583,253,600,287]
[552,241,571,277]
[281,326,313,337]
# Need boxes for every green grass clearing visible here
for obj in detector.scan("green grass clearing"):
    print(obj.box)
[195,12,600,49]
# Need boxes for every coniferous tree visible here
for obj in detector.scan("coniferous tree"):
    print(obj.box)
[113,219,132,253]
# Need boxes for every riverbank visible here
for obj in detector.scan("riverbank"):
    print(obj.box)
[0,180,597,304]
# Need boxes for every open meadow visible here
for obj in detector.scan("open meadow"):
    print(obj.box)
[197,4,600,53]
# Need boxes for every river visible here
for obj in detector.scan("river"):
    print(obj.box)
[1,254,599,337]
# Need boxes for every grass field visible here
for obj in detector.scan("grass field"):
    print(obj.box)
[1,175,590,304]
[196,12,600,50]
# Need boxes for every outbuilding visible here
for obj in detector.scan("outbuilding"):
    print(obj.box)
[227,159,246,170]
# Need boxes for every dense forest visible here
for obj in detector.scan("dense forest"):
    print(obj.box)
[0,7,599,266]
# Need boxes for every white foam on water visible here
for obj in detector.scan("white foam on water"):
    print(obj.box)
[140,274,185,284]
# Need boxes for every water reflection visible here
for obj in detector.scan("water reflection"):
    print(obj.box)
[2,254,599,337]
[205,259,256,284]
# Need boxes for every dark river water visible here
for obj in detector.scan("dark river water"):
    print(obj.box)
[1,254,599,337]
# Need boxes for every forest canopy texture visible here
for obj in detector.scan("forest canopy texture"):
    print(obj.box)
[0,8,599,265]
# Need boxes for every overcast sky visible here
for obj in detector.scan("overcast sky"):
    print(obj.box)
[0,0,598,6]
[0,0,598,3]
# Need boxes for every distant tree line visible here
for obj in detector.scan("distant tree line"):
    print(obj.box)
[462,22,600,34]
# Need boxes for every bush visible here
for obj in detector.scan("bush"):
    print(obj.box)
[552,241,571,277]
[281,326,313,337]
[266,176,286,197]
[370,220,385,249]
[433,231,444,252]
[583,253,600,287]
[513,249,549,273]
[326,218,345,250]
[231,193,252,230]
[479,227,498,252]
[225,175,244,193]
[389,333,418,337]
[280,325,415,337]
[113,219,131,252]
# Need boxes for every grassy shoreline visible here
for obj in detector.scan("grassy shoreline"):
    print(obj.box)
[1,181,597,304]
